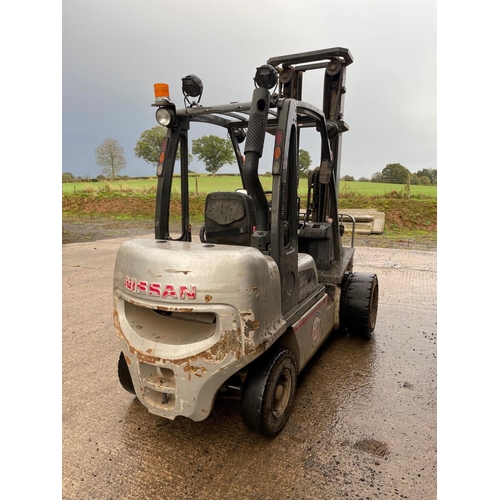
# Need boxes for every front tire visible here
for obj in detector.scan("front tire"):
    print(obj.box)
[241,348,297,438]
[118,352,136,395]
[344,273,379,339]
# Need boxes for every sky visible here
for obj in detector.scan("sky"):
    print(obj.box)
[62,0,437,180]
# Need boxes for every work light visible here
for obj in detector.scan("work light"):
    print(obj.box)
[182,74,203,98]
[156,107,176,127]
[254,64,278,90]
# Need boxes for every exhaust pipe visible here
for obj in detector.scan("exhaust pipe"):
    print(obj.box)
[244,87,270,232]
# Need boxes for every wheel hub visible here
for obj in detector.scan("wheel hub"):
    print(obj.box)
[272,369,292,418]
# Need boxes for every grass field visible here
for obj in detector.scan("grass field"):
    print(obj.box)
[62,176,437,198]
[62,174,437,248]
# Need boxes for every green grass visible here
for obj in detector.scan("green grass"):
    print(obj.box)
[339,181,436,198]
[63,176,437,198]
[62,178,158,195]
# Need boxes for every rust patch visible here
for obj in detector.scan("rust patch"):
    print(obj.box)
[129,346,158,365]
[124,334,241,368]
[123,301,194,314]
[183,363,208,380]
[113,309,125,339]
[124,354,132,366]
[211,330,242,359]
[114,303,244,369]
[114,309,164,365]
[245,319,260,331]
[129,298,149,307]
[252,286,258,292]
[243,318,260,339]
[205,294,213,303]
[164,268,191,275]
[156,306,194,313]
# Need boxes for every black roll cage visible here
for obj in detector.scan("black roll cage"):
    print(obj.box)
[154,47,352,283]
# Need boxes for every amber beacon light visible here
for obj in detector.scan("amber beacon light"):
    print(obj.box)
[153,83,176,127]
[154,83,170,100]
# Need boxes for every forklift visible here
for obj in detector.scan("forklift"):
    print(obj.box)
[113,47,379,437]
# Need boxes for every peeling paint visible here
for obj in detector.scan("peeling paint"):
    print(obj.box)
[245,319,260,332]
[117,322,243,368]
[183,363,208,380]
[205,294,213,303]
[156,306,194,313]
[113,309,124,340]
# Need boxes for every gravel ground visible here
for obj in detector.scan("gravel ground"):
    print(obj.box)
[63,242,437,499]
[62,217,155,245]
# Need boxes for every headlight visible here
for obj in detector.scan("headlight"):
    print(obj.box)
[156,107,176,127]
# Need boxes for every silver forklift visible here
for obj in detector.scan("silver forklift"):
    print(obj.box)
[113,47,379,437]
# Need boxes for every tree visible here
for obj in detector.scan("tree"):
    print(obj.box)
[416,168,437,185]
[62,172,75,182]
[95,138,126,179]
[134,126,166,166]
[192,135,235,175]
[371,172,383,182]
[342,175,355,181]
[298,149,312,178]
[410,173,421,185]
[135,126,192,166]
[381,163,410,184]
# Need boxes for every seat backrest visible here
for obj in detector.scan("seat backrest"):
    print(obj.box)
[204,192,256,246]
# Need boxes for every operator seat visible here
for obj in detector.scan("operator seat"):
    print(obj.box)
[202,191,256,246]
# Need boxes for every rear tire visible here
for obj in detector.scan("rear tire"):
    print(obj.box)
[118,352,136,395]
[199,225,206,243]
[344,273,379,339]
[241,348,297,438]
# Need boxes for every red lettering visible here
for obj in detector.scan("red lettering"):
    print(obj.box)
[124,276,137,292]
[125,276,197,300]
[179,285,196,300]
[162,285,177,298]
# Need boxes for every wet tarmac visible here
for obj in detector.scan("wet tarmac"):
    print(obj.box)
[62,236,436,499]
